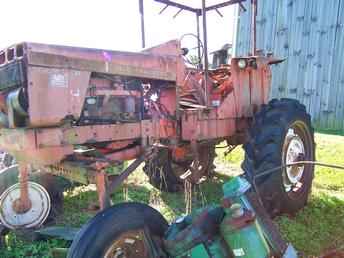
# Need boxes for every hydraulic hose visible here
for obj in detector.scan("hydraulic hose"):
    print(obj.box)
[254,161,344,180]
[250,161,344,207]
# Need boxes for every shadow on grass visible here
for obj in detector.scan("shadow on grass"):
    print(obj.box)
[315,128,344,136]
[60,183,153,227]
[157,172,232,220]
[60,171,232,226]
[313,181,344,192]
[276,194,344,257]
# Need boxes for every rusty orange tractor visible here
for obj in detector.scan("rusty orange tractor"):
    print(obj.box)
[0,0,314,231]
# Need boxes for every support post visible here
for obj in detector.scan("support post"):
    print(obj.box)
[196,12,202,69]
[139,0,146,48]
[95,155,145,210]
[13,164,31,214]
[201,0,209,106]
[108,156,145,194]
[95,172,111,210]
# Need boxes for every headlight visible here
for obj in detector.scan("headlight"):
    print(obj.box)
[238,59,247,69]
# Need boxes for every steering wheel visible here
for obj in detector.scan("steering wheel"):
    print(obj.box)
[180,33,204,67]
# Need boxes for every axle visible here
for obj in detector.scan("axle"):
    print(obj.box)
[13,164,31,214]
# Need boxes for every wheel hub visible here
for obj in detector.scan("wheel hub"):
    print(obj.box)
[283,128,305,192]
[0,182,51,229]
[12,197,32,214]
[104,230,150,258]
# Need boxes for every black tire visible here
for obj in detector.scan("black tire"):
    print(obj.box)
[0,152,15,169]
[143,146,215,192]
[242,98,315,216]
[67,202,168,258]
[0,165,65,225]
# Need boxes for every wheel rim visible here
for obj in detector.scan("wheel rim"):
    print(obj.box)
[0,181,51,229]
[104,230,151,258]
[282,122,313,196]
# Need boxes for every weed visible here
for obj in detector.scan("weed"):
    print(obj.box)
[0,133,343,257]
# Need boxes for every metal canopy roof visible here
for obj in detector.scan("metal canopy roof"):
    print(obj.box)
[166,0,235,9]
[154,0,246,15]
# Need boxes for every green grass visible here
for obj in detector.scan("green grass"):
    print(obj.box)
[1,133,343,257]
[276,133,344,256]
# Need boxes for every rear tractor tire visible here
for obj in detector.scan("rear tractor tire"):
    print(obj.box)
[143,145,216,192]
[242,98,315,217]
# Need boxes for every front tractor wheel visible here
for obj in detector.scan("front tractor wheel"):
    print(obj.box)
[143,145,215,192]
[242,99,315,216]
[67,203,168,258]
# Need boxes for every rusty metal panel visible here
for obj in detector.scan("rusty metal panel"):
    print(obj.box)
[231,60,251,117]
[0,123,143,150]
[215,119,236,139]
[142,40,181,56]
[13,146,74,165]
[0,128,36,151]
[27,67,90,127]
[0,128,73,164]
[181,111,198,140]
[217,57,270,120]
[63,123,141,144]
[217,92,237,119]
[25,42,178,82]
[0,121,145,166]
[250,58,271,108]
[181,109,236,140]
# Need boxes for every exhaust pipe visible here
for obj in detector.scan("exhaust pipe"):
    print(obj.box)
[0,112,8,128]
[7,88,28,116]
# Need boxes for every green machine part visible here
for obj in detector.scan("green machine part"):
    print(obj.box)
[164,177,273,258]
[165,207,230,258]
[220,177,270,258]
[190,237,228,258]
[220,215,270,258]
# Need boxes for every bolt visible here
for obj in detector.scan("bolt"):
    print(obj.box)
[12,198,32,214]
[230,203,244,218]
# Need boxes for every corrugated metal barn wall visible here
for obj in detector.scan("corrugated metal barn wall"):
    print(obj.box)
[235,0,344,131]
